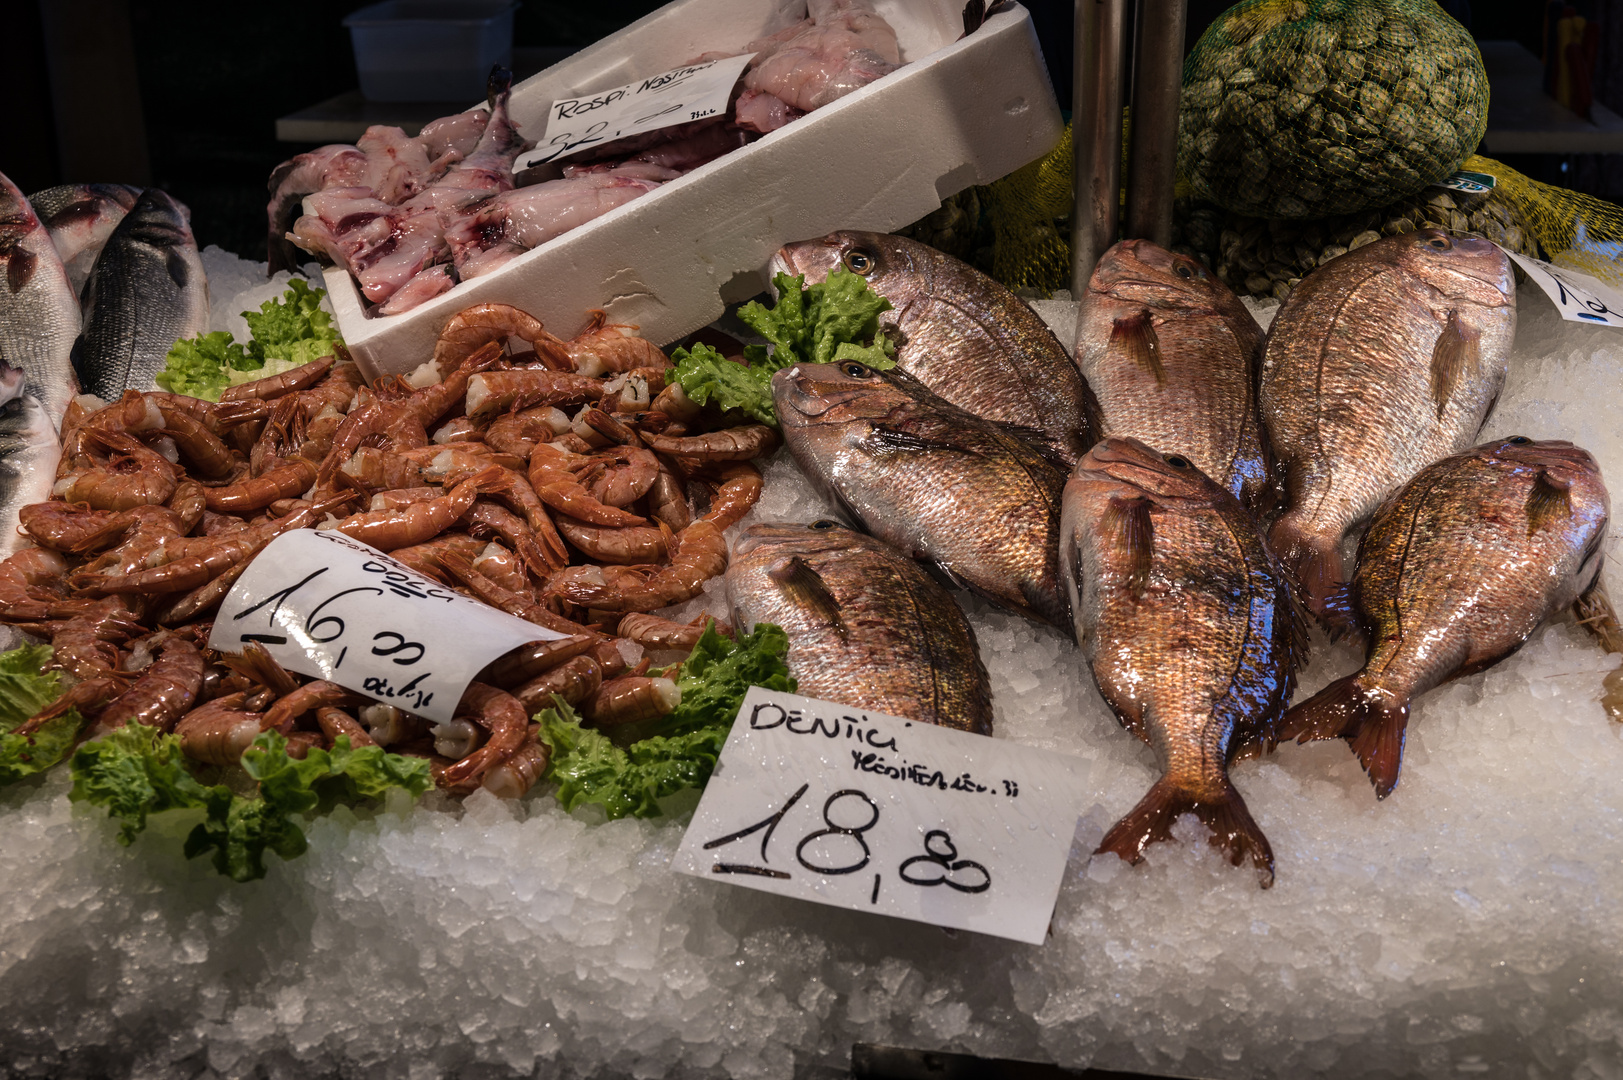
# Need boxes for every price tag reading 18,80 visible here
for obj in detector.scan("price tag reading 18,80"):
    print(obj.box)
[674,688,1091,945]
[209,530,563,724]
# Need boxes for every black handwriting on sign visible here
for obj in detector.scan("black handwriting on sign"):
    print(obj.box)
[898,830,990,894]
[749,701,897,751]
[554,90,627,120]
[795,790,878,875]
[361,671,434,712]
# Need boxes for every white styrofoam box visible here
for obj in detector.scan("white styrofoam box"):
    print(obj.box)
[327,0,1063,380]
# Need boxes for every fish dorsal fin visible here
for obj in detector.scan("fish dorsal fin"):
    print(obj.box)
[768,555,848,641]
[1429,309,1480,418]
[1101,495,1154,598]
[1111,310,1165,387]
[1526,470,1573,535]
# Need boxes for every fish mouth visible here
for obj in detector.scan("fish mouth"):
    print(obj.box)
[770,365,871,419]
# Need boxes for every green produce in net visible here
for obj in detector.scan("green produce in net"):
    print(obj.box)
[1178,0,1489,219]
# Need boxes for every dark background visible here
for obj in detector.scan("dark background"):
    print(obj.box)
[3,0,1609,260]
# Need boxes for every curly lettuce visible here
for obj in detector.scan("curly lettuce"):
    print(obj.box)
[156,280,343,401]
[0,644,83,786]
[539,623,795,818]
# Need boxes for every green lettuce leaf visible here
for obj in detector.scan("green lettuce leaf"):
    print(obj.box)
[538,623,795,819]
[70,725,431,882]
[0,644,83,786]
[735,269,897,371]
[155,280,342,402]
[667,343,777,428]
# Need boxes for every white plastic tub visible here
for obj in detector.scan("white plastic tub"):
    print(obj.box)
[326,0,1063,380]
[345,1,518,103]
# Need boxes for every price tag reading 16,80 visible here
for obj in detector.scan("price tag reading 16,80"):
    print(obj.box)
[674,688,1091,945]
[209,530,563,724]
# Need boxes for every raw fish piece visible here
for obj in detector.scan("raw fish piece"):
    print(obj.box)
[418,107,490,161]
[355,125,434,205]
[0,171,81,431]
[734,89,801,133]
[28,184,143,297]
[377,266,456,317]
[744,0,902,111]
[442,174,662,283]
[266,144,369,272]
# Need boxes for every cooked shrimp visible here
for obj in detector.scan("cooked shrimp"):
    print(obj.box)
[45,599,143,680]
[564,311,669,374]
[647,425,779,462]
[204,459,317,513]
[264,680,360,734]
[54,429,178,511]
[220,356,335,402]
[314,706,375,747]
[439,550,598,636]
[551,518,728,612]
[295,362,365,419]
[586,446,660,507]
[513,654,604,713]
[432,416,484,445]
[358,703,431,747]
[400,340,506,428]
[95,636,205,732]
[466,500,565,578]
[555,517,670,564]
[0,547,78,620]
[175,693,266,765]
[527,443,646,528]
[330,467,498,550]
[484,406,571,460]
[700,461,763,529]
[463,370,604,420]
[18,502,131,554]
[369,486,441,511]
[15,675,124,736]
[338,447,424,493]
[649,381,704,425]
[582,675,680,726]
[599,369,665,414]
[472,542,532,595]
[168,480,207,533]
[434,302,572,371]
[438,682,528,790]
[476,633,598,690]
[387,533,486,584]
[616,613,728,651]
[218,641,301,699]
[646,463,692,532]
[154,407,238,480]
[480,730,549,799]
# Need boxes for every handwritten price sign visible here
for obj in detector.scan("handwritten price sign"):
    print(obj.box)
[517,53,755,168]
[674,688,1091,945]
[1505,251,1623,329]
[209,531,562,723]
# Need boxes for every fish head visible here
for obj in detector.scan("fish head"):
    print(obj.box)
[769,230,921,298]
[771,359,917,427]
[1481,436,1602,484]
[1069,435,1229,509]
[0,361,24,407]
[1088,239,1226,309]
[1392,229,1515,303]
[731,518,855,558]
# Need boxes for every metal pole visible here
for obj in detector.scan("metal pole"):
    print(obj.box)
[1124,0,1188,246]
[1071,0,1130,291]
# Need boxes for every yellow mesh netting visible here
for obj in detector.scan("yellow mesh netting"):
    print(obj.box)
[975,126,1623,293]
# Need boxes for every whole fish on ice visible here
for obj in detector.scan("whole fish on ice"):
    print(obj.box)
[1075,239,1270,510]
[0,362,64,562]
[0,170,81,431]
[1260,229,1515,630]
[73,188,210,399]
[1278,437,1609,797]
[1061,437,1301,886]
[727,520,994,734]
[773,359,1069,629]
[773,230,1097,467]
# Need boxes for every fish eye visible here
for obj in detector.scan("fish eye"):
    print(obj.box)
[1508,435,1532,445]
[1424,234,1452,250]
[840,361,870,378]
[1174,263,1194,279]
[810,519,839,530]
[843,248,876,275]
[1164,454,1191,468]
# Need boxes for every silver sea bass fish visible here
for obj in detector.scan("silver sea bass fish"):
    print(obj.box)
[74,189,209,399]
[0,170,81,432]
[29,183,143,298]
[0,361,63,562]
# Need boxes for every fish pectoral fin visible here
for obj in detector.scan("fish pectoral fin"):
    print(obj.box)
[1101,496,1154,598]
[1526,470,1574,535]
[6,248,38,294]
[1428,309,1480,418]
[1110,310,1165,387]
[1096,775,1276,888]
[767,556,847,641]
[864,425,974,457]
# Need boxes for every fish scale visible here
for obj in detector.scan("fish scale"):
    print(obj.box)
[0,171,81,433]
[74,189,210,401]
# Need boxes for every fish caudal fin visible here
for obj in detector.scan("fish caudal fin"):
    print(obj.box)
[1278,675,1411,798]
[1095,776,1276,888]
[1268,518,1353,635]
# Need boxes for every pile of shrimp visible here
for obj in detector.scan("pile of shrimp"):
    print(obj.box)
[0,303,774,798]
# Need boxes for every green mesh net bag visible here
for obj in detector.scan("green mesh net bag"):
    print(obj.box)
[1177,0,1488,219]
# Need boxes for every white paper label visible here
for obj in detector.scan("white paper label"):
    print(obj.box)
[1506,251,1623,328]
[673,688,1090,945]
[208,531,562,723]
[517,53,755,168]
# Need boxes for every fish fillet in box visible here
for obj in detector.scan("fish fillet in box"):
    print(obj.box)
[325,0,1062,382]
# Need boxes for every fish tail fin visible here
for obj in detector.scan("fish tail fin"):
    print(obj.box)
[1096,775,1276,888]
[1279,675,1410,798]
[1268,517,1353,635]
